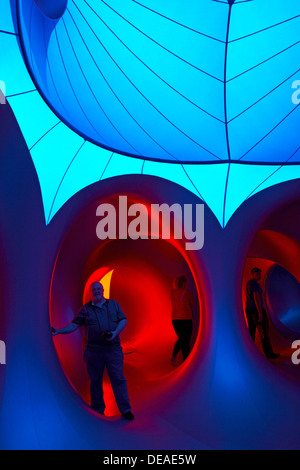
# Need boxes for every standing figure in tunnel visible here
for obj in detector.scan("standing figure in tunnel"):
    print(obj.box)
[170,275,194,366]
[245,268,280,360]
[51,281,134,420]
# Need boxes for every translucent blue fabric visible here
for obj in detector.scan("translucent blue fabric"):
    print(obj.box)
[2,0,300,226]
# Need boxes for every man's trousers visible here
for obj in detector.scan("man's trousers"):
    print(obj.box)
[84,345,131,414]
[245,308,275,358]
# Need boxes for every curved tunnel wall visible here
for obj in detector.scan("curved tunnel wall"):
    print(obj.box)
[243,200,300,361]
[3,98,300,448]
[50,198,202,415]
[266,264,300,335]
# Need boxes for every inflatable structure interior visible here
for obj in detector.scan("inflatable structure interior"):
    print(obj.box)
[1,0,300,450]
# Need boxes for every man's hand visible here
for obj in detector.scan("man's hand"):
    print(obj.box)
[106,331,118,342]
[51,325,58,336]
[105,319,127,341]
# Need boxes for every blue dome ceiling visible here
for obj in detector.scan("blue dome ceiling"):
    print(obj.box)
[2,0,300,228]
[18,0,300,164]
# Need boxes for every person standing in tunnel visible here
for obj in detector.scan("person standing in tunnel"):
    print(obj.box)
[245,267,280,360]
[170,275,194,366]
[51,281,134,420]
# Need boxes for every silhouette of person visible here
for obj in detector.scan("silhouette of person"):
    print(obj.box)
[170,275,194,366]
[245,267,280,359]
[51,281,134,420]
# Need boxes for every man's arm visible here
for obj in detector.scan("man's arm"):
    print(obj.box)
[253,292,263,323]
[51,323,79,336]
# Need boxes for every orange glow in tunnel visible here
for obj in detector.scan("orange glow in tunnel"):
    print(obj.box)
[83,269,114,304]
[87,248,199,416]
[50,198,203,417]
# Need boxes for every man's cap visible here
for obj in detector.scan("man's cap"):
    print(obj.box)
[251,267,262,273]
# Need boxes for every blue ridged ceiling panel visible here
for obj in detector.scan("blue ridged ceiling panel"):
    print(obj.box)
[1,0,300,226]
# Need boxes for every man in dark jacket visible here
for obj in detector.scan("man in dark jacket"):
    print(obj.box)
[245,267,280,359]
[52,282,134,420]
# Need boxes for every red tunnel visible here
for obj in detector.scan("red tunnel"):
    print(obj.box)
[50,194,206,416]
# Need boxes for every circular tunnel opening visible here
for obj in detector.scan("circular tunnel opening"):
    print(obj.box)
[242,222,300,378]
[266,264,300,336]
[50,193,204,416]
